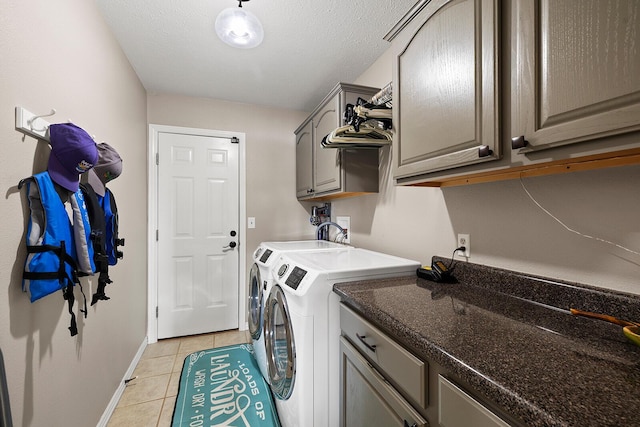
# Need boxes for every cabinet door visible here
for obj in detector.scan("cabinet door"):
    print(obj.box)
[340,304,427,408]
[439,376,510,427]
[295,121,313,198]
[393,0,500,180]
[512,0,640,152]
[340,337,428,427]
[313,94,342,194]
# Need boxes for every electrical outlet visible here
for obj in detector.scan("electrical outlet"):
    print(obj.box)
[336,216,351,244]
[457,233,470,257]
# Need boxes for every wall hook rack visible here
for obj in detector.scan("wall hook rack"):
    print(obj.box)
[28,108,56,132]
[15,106,56,141]
[15,106,99,143]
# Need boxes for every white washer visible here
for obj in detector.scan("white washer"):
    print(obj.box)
[248,241,351,383]
[263,248,421,427]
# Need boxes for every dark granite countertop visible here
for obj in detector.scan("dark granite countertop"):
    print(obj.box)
[333,259,640,427]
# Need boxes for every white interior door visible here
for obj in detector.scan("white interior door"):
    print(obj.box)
[157,131,239,339]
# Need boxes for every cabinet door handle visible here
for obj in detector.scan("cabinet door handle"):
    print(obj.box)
[478,145,493,157]
[356,333,376,352]
[511,135,528,149]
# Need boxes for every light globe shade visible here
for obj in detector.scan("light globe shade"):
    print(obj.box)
[215,7,264,49]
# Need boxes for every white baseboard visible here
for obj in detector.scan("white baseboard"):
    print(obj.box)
[96,337,148,427]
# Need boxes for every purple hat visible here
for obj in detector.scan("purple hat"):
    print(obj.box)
[48,123,98,192]
[87,143,123,197]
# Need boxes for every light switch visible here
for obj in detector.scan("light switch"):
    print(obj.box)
[248,217,256,229]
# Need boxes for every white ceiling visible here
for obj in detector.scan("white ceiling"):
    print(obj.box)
[95,0,417,112]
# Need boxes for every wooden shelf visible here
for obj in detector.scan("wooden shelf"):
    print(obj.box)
[411,147,640,188]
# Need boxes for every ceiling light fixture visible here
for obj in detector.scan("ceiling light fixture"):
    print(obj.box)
[215,0,264,49]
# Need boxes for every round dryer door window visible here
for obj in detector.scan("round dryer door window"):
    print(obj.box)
[248,263,263,340]
[264,285,295,400]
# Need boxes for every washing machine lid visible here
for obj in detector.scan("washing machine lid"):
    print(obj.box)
[264,285,296,400]
[247,263,264,340]
[283,248,419,276]
[274,248,420,294]
[261,240,347,251]
[254,240,353,269]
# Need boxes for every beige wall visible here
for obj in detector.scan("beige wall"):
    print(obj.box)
[0,1,148,426]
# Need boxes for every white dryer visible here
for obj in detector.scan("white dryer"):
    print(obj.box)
[263,248,421,427]
[248,240,351,384]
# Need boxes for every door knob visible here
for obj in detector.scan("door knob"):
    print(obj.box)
[223,241,237,249]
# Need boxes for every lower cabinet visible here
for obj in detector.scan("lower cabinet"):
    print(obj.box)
[438,376,510,427]
[340,337,428,427]
[339,303,518,427]
[340,304,428,427]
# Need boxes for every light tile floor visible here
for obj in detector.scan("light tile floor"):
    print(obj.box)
[107,329,251,427]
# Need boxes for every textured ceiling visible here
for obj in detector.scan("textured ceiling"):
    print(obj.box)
[95,0,417,112]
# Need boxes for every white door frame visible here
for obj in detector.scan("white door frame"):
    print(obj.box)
[147,124,247,343]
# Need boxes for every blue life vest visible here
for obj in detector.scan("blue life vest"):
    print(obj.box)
[100,188,124,266]
[72,186,96,275]
[80,182,112,305]
[22,172,93,336]
[78,185,123,305]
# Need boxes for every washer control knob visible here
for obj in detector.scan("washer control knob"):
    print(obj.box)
[277,264,289,277]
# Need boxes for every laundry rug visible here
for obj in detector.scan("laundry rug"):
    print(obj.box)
[172,344,281,427]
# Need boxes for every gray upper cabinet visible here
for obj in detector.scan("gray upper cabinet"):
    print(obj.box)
[512,0,640,153]
[392,0,500,182]
[313,96,342,194]
[295,120,313,198]
[295,83,381,201]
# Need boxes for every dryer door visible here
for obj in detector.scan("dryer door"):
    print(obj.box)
[264,285,296,400]
[248,263,264,340]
